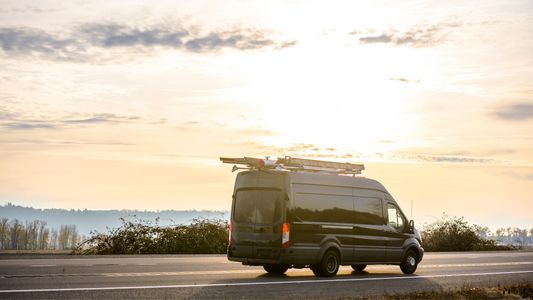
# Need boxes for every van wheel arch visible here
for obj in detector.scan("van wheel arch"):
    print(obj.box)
[317,241,342,263]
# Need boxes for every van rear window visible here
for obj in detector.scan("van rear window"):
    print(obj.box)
[234,190,281,224]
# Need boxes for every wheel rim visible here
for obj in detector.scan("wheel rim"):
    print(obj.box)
[407,256,416,267]
[326,254,338,273]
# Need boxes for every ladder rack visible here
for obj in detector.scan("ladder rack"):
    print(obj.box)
[220,156,365,175]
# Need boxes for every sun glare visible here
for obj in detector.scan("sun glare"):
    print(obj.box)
[233,38,420,156]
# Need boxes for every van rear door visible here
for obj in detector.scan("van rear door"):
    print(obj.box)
[230,172,285,260]
[233,189,282,259]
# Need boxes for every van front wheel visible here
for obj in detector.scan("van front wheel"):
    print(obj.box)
[263,264,289,275]
[314,249,340,277]
[400,249,418,274]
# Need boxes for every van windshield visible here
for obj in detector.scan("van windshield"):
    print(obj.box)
[234,189,281,224]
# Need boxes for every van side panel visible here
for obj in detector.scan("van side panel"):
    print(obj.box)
[287,176,391,265]
[290,183,355,262]
[352,189,388,262]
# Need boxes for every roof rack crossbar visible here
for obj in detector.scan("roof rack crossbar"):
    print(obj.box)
[220,156,365,175]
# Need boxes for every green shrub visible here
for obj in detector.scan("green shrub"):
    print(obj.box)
[75,218,228,255]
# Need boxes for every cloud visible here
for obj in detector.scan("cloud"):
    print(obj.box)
[3,122,56,130]
[63,113,140,124]
[79,23,188,48]
[0,22,296,62]
[502,171,533,182]
[354,22,461,47]
[252,143,355,160]
[0,28,83,61]
[397,153,497,164]
[184,30,276,52]
[493,103,533,121]
[388,77,420,83]
[0,6,59,14]
[0,112,141,130]
[0,109,21,120]
[359,34,392,44]
[0,138,135,146]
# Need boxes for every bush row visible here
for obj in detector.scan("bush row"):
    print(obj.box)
[421,214,513,251]
[75,218,228,255]
[76,214,513,254]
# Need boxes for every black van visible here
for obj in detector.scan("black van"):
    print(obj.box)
[223,157,424,277]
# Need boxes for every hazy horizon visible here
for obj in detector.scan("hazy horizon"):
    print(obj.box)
[1,1,532,230]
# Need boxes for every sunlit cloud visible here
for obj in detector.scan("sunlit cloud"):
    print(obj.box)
[0,22,297,62]
[353,22,461,47]
[493,103,533,121]
[388,77,420,83]
[62,113,141,124]
[3,122,56,130]
[0,111,142,130]
[394,153,497,164]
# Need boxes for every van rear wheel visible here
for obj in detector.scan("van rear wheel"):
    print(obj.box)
[313,249,340,277]
[263,264,289,275]
[400,249,418,274]
[351,264,367,272]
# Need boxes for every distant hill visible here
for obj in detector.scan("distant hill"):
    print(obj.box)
[0,203,229,235]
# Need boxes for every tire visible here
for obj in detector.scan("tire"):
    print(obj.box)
[263,264,289,275]
[314,249,340,277]
[351,264,367,272]
[310,264,320,276]
[400,249,419,274]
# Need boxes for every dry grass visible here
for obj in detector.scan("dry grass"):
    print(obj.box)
[339,283,532,299]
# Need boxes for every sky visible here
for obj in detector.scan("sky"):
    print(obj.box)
[0,0,532,230]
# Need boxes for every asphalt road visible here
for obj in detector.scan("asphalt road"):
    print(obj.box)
[0,251,532,299]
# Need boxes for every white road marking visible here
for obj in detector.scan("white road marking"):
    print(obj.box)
[103,261,533,277]
[1,270,532,293]
[4,261,532,278]
[420,261,533,268]
[29,265,57,267]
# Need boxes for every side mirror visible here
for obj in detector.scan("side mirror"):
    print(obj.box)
[409,220,415,234]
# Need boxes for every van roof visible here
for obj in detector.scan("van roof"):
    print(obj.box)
[287,171,390,194]
[237,169,390,195]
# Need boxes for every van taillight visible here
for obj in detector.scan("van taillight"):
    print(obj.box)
[228,222,232,246]
[282,223,290,248]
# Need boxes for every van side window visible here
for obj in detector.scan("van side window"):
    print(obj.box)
[293,194,354,223]
[387,204,405,231]
[354,197,384,225]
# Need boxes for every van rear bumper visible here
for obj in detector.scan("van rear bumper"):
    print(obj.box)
[228,246,320,266]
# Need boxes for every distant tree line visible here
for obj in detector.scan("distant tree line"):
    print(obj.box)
[492,227,533,247]
[0,218,83,250]
[1,202,229,236]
